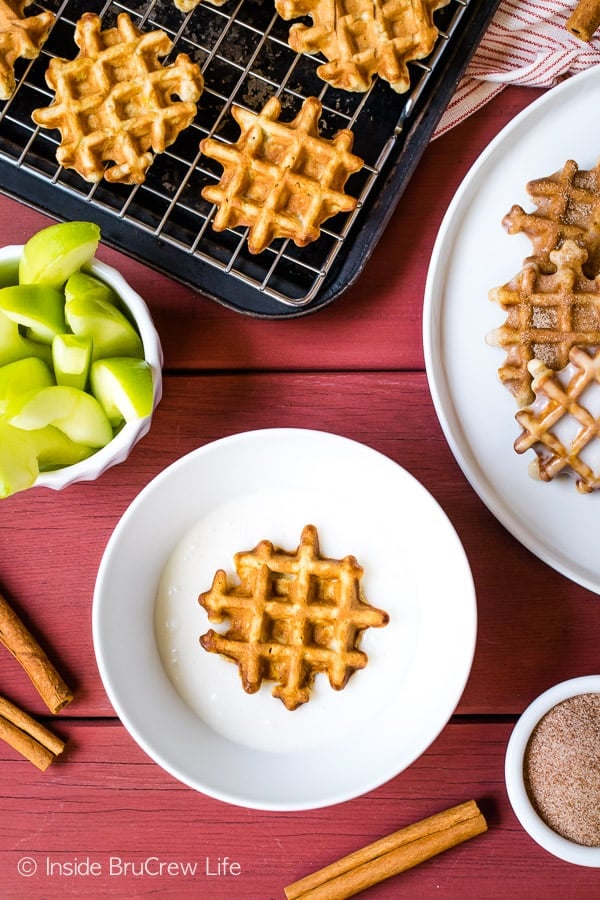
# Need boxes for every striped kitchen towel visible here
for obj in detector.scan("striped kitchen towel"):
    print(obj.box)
[434,0,600,137]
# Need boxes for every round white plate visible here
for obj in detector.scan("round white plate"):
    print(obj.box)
[424,65,600,596]
[93,428,476,810]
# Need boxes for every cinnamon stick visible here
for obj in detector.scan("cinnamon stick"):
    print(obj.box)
[284,800,487,900]
[566,0,600,41]
[0,695,65,771]
[0,591,73,714]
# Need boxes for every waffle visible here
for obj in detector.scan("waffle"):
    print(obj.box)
[32,12,204,184]
[198,524,389,711]
[274,0,450,93]
[173,0,229,11]
[503,159,600,278]
[200,96,363,254]
[487,241,600,407]
[0,0,54,101]
[514,347,600,493]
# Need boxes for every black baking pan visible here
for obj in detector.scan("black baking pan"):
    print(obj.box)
[0,0,501,317]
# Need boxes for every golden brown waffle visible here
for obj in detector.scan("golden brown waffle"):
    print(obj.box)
[503,159,600,278]
[0,0,54,101]
[200,96,363,254]
[487,241,600,407]
[173,0,229,11]
[32,12,204,184]
[198,524,389,711]
[275,0,450,94]
[201,96,363,253]
[515,347,600,493]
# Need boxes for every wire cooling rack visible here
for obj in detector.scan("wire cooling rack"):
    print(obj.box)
[0,0,499,317]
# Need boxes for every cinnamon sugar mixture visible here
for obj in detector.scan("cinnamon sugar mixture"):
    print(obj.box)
[524,692,600,847]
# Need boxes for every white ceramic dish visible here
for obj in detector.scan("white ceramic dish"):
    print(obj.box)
[423,65,600,595]
[92,428,476,811]
[505,676,600,866]
[0,244,163,491]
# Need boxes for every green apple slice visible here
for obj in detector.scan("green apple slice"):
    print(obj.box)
[0,421,39,498]
[0,284,66,343]
[29,425,95,470]
[0,309,53,368]
[65,270,117,306]
[52,334,93,390]
[90,357,153,426]
[19,221,101,288]
[0,357,55,414]
[65,273,143,360]
[6,385,114,448]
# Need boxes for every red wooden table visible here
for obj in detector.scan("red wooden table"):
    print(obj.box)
[1,83,599,898]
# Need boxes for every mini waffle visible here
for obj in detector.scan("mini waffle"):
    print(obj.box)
[515,347,600,493]
[503,159,600,278]
[198,524,389,711]
[173,0,229,11]
[487,241,600,406]
[274,0,450,93]
[0,0,54,101]
[32,12,204,184]
[200,96,364,254]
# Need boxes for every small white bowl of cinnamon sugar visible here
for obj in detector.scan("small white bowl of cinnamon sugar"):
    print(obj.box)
[505,676,600,867]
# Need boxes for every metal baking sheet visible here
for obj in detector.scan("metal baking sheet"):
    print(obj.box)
[0,0,499,317]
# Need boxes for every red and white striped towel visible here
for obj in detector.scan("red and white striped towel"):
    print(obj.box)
[434,0,600,138]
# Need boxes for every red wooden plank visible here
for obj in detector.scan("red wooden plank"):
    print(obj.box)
[0,721,596,898]
[0,373,597,718]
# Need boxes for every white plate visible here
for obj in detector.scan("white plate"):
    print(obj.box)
[424,65,600,597]
[93,428,476,810]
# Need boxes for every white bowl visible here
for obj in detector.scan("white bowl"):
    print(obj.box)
[505,676,600,866]
[0,244,163,491]
[92,429,476,810]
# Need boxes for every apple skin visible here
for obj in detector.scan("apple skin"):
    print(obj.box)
[0,421,39,498]
[0,284,66,343]
[65,273,144,360]
[0,357,55,414]
[90,357,153,426]
[6,385,114,448]
[19,221,101,288]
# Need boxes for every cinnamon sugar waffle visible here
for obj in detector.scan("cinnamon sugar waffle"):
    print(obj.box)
[32,12,204,184]
[198,524,389,711]
[200,96,363,254]
[0,0,54,101]
[274,0,450,94]
[515,347,600,493]
[487,241,600,407]
[503,159,600,278]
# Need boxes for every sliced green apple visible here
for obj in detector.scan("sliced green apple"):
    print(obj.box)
[0,421,39,498]
[52,334,93,390]
[0,357,55,414]
[0,309,53,367]
[0,284,66,343]
[19,221,101,288]
[65,273,143,360]
[90,357,153,426]
[6,385,114,448]
[29,425,96,470]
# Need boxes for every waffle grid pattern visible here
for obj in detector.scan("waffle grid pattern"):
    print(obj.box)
[515,347,600,493]
[199,524,389,710]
